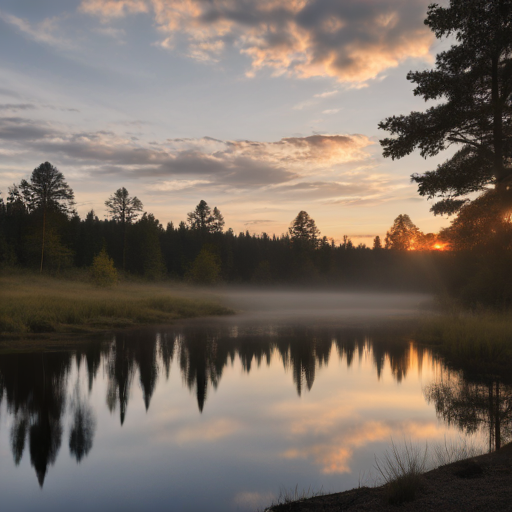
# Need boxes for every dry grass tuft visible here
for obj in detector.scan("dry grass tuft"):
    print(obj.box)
[375,439,428,505]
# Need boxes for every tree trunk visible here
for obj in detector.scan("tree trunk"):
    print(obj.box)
[495,380,501,451]
[40,206,46,273]
[122,221,126,271]
[491,53,510,193]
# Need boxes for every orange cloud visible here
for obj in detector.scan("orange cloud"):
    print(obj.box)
[81,0,434,83]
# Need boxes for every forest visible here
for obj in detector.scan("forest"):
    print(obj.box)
[1,161,511,307]
[0,167,443,289]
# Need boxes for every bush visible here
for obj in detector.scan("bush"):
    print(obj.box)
[186,247,221,285]
[91,248,118,287]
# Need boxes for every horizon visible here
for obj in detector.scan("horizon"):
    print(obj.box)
[0,0,454,246]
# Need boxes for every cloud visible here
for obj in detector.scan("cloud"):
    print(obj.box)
[243,220,276,226]
[0,117,57,141]
[81,0,434,83]
[322,108,342,114]
[0,10,71,49]
[314,90,339,98]
[0,115,406,204]
[0,104,37,112]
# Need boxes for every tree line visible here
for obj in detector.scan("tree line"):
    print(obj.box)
[0,162,452,292]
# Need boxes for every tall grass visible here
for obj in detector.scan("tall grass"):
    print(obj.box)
[375,439,428,505]
[0,272,232,334]
[416,311,512,370]
[374,436,485,505]
[432,436,486,467]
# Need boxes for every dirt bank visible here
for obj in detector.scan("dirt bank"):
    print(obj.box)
[267,444,512,512]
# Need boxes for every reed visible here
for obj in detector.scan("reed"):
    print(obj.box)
[0,272,232,334]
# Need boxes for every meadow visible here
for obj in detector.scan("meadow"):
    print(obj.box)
[0,271,232,335]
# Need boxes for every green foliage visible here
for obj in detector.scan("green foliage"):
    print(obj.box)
[379,0,512,214]
[91,248,118,287]
[186,246,221,285]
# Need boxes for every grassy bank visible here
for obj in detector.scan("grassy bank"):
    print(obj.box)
[415,310,512,375]
[0,272,233,335]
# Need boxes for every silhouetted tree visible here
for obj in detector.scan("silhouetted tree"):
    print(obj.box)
[105,187,143,269]
[288,211,320,248]
[187,200,224,235]
[18,162,75,272]
[379,0,512,215]
[385,214,421,250]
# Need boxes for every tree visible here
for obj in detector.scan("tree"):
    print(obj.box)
[288,211,320,248]
[18,162,75,272]
[187,200,224,235]
[105,188,143,270]
[211,207,225,234]
[373,235,383,250]
[385,214,421,250]
[91,248,118,286]
[186,246,221,285]
[379,0,512,215]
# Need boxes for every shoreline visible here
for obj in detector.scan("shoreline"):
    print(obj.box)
[266,444,512,511]
[0,273,234,338]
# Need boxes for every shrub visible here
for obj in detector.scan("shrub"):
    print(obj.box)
[186,247,221,285]
[91,248,118,287]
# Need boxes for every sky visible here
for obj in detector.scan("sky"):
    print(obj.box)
[0,0,454,244]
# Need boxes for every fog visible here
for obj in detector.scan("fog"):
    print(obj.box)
[211,288,432,323]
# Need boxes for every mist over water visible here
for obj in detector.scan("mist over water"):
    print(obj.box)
[215,289,432,320]
[0,290,492,512]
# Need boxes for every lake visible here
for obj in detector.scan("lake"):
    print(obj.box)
[0,291,491,511]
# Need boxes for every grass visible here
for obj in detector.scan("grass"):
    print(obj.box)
[375,439,429,505]
[432,436,486,467]
[0,271,233,335]
[415,310,512,373]
[263,485,325,511]
[374,437,486,505]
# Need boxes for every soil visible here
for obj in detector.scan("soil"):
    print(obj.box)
[267,444,512,511]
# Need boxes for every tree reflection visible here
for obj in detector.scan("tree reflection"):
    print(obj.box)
[0,352,71,486]
[425,375,512,451]
[0,322,453,485]
[69,384,96,463]
[106,335,136,425]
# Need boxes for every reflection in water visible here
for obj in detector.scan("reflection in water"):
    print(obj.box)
[0,352,70,486]
[69,384,96,463]
[0,322,508,494]
[425,374,512,451]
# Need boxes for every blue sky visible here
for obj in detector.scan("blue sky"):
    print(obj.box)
[0,0,453,244]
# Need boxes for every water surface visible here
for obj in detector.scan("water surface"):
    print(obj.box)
[0,292,492,511]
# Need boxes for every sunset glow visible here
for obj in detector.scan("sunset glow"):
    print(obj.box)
[0,0,449,242]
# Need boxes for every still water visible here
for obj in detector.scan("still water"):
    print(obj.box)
[0,293,493,511]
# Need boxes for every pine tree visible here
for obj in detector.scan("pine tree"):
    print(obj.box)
[288,211,320,248]
[105,188,143,270]
[379,0,512,215]
[18,162,75,272]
